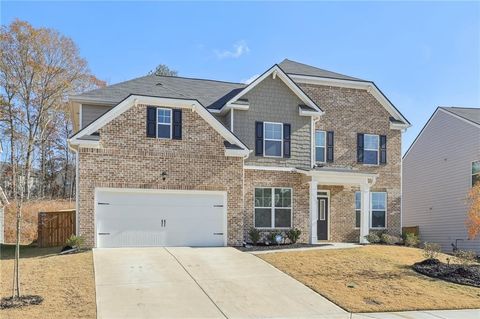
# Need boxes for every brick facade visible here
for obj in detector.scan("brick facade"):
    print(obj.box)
[301,84,402,241]
[76,80,403,247]
[243,170,311,243]
[78,103,244,247]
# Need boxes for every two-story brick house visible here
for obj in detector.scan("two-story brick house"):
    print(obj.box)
[68,59,410,248]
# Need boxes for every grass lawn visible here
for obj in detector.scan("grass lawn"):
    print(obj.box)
[259,245,480,313]
[0,245,96,319]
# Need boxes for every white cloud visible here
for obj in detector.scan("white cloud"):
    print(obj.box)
[214,40,250,59]
[241,74,259,84]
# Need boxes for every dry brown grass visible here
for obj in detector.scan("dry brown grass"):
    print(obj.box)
[4,200,75,244]
[0,245,96,318]
[259,245,480,312]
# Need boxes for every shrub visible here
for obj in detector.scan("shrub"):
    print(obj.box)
[66,235,85,249]
[364,233,380,243]
[422,242,441,260]
[380,233,400,245]
[286,228,301,244]
[267,231,283,245]
[404,233,419,247]
[248,228,261,245]
[454,250,477,265]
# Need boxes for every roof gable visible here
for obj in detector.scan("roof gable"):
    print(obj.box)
[217,64,323,115]
[69,95,250,156]
[440,107,480,126]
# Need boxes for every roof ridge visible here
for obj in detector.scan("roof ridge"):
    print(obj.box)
[154,74,245,85]
[440,106,480,110]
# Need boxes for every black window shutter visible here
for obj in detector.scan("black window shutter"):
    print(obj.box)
[283,123,291,158]
[326,131,334,162]
[146,106,157,138]
[172,109,182,140]
[357,133,364,163]
[255,122,264,156]
[379,135,387,164]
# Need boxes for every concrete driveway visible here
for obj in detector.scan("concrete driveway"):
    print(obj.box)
[93,247,347,319]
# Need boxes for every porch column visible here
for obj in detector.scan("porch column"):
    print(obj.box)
[359,183,371,244]
[309,180,318,244]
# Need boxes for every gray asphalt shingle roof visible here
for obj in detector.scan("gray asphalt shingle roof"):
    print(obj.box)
[71,59,366,110]
[72,75,245,109]
[441,107,480,126]
[278,59,365,81]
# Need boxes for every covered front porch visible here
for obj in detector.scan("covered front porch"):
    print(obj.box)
[302,168,378,244]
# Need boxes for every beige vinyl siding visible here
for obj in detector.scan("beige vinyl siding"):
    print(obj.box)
[81,104,113,128]
[403,109,480,254]
[233,76,311,168]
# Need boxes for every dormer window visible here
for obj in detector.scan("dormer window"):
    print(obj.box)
[157,108,172,139]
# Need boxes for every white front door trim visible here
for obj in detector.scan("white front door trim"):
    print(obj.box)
[305,169,377,244]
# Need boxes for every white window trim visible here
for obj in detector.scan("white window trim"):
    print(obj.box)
[157,107,172,139]
[354,191,361,229]
[354,191,387,229]
[263,122,283,158]
[472,160,480,187]
[363,133,380,166]
[370,192,387,229]
[254,187,293,229]
[315,130,327,163]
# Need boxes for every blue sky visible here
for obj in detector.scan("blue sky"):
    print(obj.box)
[1,1,479,153]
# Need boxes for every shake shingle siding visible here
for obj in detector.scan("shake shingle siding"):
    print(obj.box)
[403,109,480,254]
[82,104,113,128]
[234,76,311,168]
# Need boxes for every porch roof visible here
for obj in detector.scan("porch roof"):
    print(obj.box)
[299,167,378,186]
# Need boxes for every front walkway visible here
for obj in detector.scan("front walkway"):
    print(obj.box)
[93,247,348,319]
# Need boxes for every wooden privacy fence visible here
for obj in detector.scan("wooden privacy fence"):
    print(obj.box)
[37,209,76,247]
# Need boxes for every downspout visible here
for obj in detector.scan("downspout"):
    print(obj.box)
[68,143,80,236]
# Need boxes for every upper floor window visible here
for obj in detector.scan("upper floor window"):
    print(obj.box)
[363,134,379,165]
[264,122,283,157]
[473,160,480,187]
[254,187,292,228]
[315,130,326,163]
[354,191,387,229]
[157,108,172,139]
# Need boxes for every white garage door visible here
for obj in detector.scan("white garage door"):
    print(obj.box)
[95,189,226,248]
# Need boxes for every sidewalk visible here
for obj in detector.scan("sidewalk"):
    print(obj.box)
[352,309,480,319]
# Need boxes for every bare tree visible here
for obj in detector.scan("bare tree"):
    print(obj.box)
[0,19,104,300]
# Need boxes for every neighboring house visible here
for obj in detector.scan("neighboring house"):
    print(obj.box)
[403,107,480,254]
[68,59,410,248]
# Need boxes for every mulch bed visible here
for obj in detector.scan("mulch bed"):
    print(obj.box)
[0,295,44,309]
[413,259,480,288]
[236,243,330,252]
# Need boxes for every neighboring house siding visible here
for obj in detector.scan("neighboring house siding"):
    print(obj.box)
[81,104,113,128]
[403,110,480,254]
[78,103,244,247]
[300,84,403,238]
[234,76,311,168]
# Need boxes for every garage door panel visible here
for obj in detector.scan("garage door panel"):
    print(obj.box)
[96,190,226,248]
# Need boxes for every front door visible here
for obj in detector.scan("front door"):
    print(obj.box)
[317,197,328,240]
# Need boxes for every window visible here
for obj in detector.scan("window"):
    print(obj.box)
[354,191,387,229]
[157,108,172,139]
[264,122,283,157]
[254,187,292,228]
[472,161,480,187]
[355,191,361,228]
[315,130,326,162]
[363,134,379,165]
[371,192,387,228]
